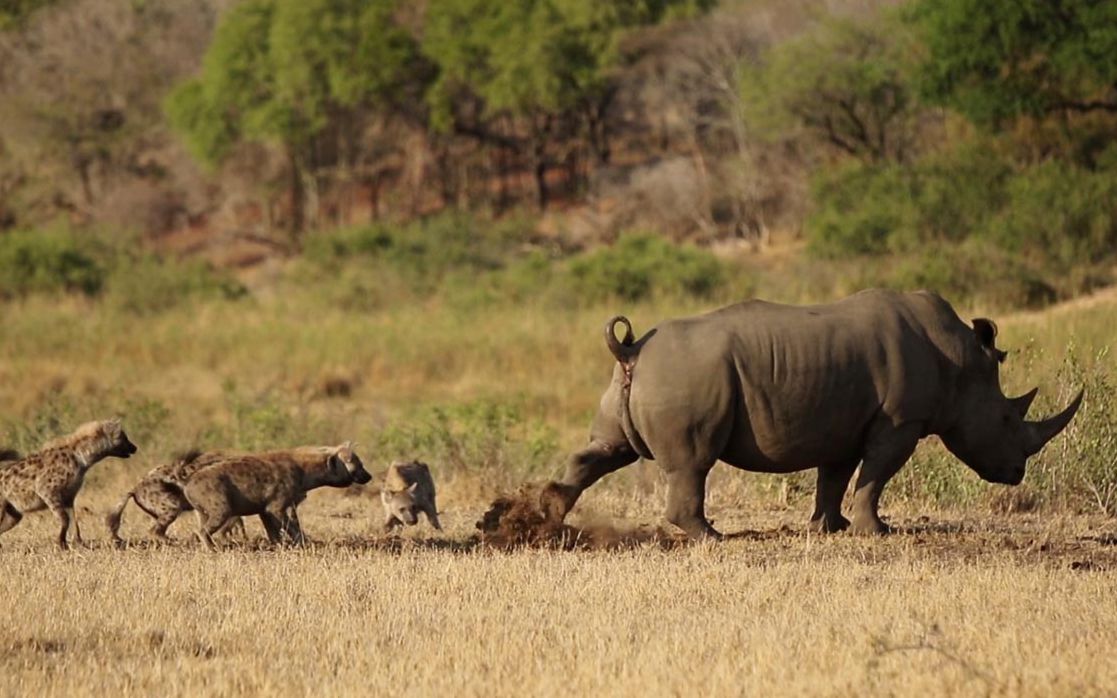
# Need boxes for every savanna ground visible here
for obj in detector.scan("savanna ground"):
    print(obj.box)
[2,238,1117,696]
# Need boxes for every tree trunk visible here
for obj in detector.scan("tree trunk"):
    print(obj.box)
[287,146,305,241]
[531,114,553,211]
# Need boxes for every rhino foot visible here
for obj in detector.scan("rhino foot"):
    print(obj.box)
[850,516,892,536]
[540,481,579,523]
[808,513,850,534]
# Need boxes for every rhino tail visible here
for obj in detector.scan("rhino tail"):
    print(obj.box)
[605,316,638,364]
[604,316,654,460]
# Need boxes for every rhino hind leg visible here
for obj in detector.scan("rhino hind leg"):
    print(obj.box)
[542,440,639,522]
[664,465,721,540]
[850,422,923,535]
[808,460,858,533]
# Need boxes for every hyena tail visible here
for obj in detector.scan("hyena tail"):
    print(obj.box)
[105,490,135,541]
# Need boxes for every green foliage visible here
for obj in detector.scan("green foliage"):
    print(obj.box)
[908,0,1117,128]
[807,146,1011,257]
[374,399,560,478]
[0,228,105,299]
[166,0,421,164]
[740,14,918,162]
[423,0,702,130]
[303,213,523,295]
[988,156,1117,270]
[567,233,725,302]
[0,0,55,30]
[106,255,247,316]
[806,144,1117,304]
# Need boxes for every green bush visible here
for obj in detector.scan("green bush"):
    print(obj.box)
[807,146,1010,258]
[882,239,1055,309]
[567,233,726,302]
[988,157,1117,270]
[0,228,105,299]
[373,399,560,478]
[303,212,527,294]
[107,255,247,315]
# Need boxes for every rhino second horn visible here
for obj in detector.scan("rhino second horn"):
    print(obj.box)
[1010,387,1039,418]
[1025,390,1084,456]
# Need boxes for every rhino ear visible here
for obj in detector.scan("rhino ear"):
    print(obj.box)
[972,318,1007,363]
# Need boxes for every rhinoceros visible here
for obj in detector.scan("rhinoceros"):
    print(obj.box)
[540,289,1083,539]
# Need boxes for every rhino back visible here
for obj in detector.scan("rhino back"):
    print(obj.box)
[629,290,964,472]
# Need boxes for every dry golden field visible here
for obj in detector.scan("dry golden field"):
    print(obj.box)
[2,491,1117,697]
[2,274,1116,696]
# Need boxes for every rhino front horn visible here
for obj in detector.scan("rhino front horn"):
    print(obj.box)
[1010,387,1039,418]
[1026,390,1084,456]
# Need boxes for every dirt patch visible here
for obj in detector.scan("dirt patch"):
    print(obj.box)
[476,484,684,550]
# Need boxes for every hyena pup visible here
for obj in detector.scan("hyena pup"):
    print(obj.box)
[0,420,137,549]
[185,442,371,548]
[105,450,245,544]
[381,461,441,531]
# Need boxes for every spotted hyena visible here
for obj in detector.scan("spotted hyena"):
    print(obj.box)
[185,442,371,548]
[105,450,245,544]
[0,420,137,549]
[380,461,441,531]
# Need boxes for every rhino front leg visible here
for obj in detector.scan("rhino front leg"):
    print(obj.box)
[809,460,858,533]
[850,423,923,535]
[664,464,721,540]
[541,440,638,522]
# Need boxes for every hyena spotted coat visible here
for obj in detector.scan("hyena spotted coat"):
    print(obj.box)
[0,420,137,549]
[185,442,371,548]
[380,461,441,531]
[105,450,245,544]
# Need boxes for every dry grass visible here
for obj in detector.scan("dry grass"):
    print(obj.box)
[2,261,1116,694]
[2,490,1117,696]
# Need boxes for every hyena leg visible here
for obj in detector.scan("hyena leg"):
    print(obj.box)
[0,500,23,536]
[215,517,245,541]
[283,508,305,545]
[383,512,401,532]
[67,506,83,546]
[259,512,284,543]
[422,502,442,531]
[194,510,227,550]
[50,505,71,550]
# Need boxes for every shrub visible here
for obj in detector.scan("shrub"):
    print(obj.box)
[988,158,1117,270]
[373,399,560,480]
[566,233,726,302]
[106,254,247,315]
[0,228,105,299]
[882,239,1055,309]
[303,212,527,294]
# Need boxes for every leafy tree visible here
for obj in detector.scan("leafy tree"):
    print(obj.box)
[0,0,55,30]
[423,0,709,209]
[0,0,218,228]
[166,0,425,237]
[740,14,919,164]
[909,0,1117,128]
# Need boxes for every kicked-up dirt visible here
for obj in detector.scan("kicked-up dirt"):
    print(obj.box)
[476,483,684,550]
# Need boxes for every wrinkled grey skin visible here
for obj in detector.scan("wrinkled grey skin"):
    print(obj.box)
[542,289,1083,539]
